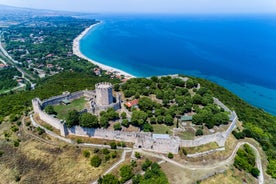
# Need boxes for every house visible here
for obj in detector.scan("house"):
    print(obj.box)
[125,99,139,108]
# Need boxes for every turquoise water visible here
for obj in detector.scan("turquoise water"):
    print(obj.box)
[80,14,276,115]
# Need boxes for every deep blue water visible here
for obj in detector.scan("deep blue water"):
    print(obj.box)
[80,14,276,115]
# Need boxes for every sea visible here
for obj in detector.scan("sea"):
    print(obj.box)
[79,14,276,115]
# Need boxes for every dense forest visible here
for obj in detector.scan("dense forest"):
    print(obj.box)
[0,67,21,91]
[119,76,229,132]
[0,71,119,122]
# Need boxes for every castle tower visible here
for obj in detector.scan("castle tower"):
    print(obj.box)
[95,82,113,106]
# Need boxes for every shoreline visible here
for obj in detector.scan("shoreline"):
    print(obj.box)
[73,22,135,79]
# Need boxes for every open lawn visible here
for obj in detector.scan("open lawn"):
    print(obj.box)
[54,97,87,119]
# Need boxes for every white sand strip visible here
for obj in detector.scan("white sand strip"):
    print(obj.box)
[73,22,135,79]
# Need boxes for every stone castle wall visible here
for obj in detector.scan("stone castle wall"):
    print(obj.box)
[32,93,238,154]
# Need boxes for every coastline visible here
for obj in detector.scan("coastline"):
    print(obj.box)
[73,22,135,79]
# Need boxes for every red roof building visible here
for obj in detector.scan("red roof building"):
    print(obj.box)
[125,99,139,108]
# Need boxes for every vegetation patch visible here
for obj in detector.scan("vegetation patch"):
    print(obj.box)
[234,144,260,178]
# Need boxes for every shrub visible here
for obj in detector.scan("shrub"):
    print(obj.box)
[14,140,20,147]
[121,142,126,147]
[0,150,4,157]
[135,152,141,159]
[36,127,45,135]
[94,148,100,153]
[91,155,102,167]
[120,165,134,183]
[168,152,174,159]
[102,148,110,155]
[195,129,203,136]
[82,150,90,158]
[11,125,19,132]
[76,138,83,144]
[110,142,117,149]
[142,159,152,171]
[15,175,21,182]
[25,121,31,126]
[181,148,187,156]
[113,123,122,131]
[110,151,117,158]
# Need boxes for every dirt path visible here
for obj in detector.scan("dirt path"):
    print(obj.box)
[136,141,264,184]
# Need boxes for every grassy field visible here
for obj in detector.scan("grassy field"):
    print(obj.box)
[54,97,87,119]
[152,124,173,135]
[0,120,121,184]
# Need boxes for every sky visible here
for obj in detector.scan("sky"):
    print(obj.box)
[0,0,276,14]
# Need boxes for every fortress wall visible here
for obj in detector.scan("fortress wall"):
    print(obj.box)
[32,93,238,154]
[67,91,85,101]
[224,111,238,137]
[83,90,95,98]
[41,91,85,108]
[41,94,68,108]
[32,98,62,130]
[180,110,238,147]
[67,126,137,143]
[213,97,231,112]
[152,138,180,154]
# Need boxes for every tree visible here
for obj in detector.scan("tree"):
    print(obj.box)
[114,83,120,91]
[251,167,260,178]
[100,116,109,128]
[106,108,119,120]
[44,105,57,115]
[195,129,203,136]
[142,159,152,171]
[113,123,122,131]
[142,123,153,132]
[98,174,119,184]
[120,165,134,183]
[164,114,174,126]
[157,115,163,124]
[79,112,99,128]
[121,112,127,119]
[138,97,156,111]
[121,119,129,127]
[131,110,148,127]
[211,112,229,126]
[90,155,102,167]
[65,110,79,127]
[110,142,117,149]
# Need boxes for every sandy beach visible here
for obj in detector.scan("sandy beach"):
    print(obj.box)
[73,22,135,79]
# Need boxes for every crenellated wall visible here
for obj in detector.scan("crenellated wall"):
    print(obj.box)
[32,92,238,154]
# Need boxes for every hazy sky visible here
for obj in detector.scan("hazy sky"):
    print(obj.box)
[0,0,276,14]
